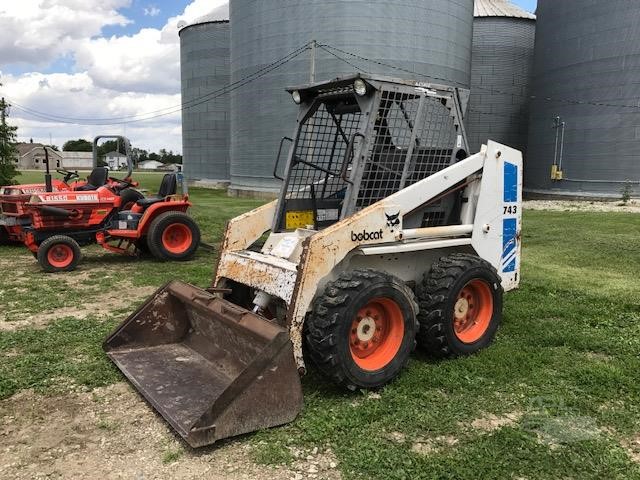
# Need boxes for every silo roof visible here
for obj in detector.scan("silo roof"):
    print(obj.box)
[183,3,229,29]
[474,0,535,19]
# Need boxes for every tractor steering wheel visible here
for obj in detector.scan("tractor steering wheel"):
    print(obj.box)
[108,176,135,191]
[56,168,80,184]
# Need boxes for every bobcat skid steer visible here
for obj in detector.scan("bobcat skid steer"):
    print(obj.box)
[104,74,522,447]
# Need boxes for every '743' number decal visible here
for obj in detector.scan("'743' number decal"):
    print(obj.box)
[503,205,518,215]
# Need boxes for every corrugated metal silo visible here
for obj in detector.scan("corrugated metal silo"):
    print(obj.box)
[179,4,230,186]
[526,0,640,197]
[467,0,535,154]
[229,0,475,196]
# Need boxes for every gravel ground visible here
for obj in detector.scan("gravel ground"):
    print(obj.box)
[524,199,640,213]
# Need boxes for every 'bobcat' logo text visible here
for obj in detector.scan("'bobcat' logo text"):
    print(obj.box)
[351,229,384,242]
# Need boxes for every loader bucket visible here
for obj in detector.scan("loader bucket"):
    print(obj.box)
[103,280,303,447]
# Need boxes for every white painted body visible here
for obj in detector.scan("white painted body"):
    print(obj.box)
[215,141,523,370]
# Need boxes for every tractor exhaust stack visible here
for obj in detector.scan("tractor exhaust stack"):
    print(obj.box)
[103,281,303,447]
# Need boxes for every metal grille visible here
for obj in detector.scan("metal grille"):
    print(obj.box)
[287,103,361,200]
[421,210,446,227]
[356,90,458,208]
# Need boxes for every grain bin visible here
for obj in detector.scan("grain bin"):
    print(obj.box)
[179,4,230,187]
[526,0,640,197]
[229,0,475,196]
[467,0,535,154]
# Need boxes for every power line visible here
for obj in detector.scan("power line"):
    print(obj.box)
[319,43,640,111]
[316,44,369,74]
[3,43,312,125]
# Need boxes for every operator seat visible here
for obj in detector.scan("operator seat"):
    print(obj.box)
[75,167,109,191]
[135,173,177,208]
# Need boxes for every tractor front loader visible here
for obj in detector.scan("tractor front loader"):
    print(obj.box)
[104,75,522,448]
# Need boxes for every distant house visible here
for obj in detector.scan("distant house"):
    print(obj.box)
[15,142,63,170]
[138,160,164,170]
[163,163,183,172]
[105,151,128,170]
[61,151,93,170]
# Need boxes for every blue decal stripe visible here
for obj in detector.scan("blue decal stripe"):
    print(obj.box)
[504,162,518,203]
[502,218,517,273]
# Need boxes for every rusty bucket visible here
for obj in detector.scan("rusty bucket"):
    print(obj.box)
[103,280,303,447]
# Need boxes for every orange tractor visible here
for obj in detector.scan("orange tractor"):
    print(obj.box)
[0,136,143,244]
[21,171,200,272]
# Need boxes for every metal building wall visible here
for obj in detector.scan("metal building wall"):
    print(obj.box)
[467,16,535,154]
[229,0,475,196]
[526,0,640,197]
[179,19,230,185]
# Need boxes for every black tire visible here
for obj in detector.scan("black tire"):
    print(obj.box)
[306,269,419,391]
[118,188,144,211]
[417,253,503,358]
[37,235,82,273]
[134,237,150,255]
[0,226,10,245]
[147,211,200,261]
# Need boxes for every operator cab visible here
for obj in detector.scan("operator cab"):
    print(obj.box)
[274,74,469,233]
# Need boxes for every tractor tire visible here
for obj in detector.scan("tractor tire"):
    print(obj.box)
[147,211,200,261]
[306,269,419,390]
[417,253,502,358]
[37,235,82,273]
[118,188,144,211]
[0,227,10,245]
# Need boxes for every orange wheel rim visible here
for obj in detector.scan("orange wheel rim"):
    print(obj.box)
[453,279,493,344]
[349,297,404,371]
[47,244,73,268]
[162,223,192,254]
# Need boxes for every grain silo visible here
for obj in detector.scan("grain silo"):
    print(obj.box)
[229,0,475,196]
[526,0,640,198]
[467,0,535,154]
[179,4,230,187]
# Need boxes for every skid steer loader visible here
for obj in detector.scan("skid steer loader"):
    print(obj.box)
[104,74,522,448]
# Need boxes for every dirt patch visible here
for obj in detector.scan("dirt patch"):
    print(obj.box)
[467,411,522,433]
[0,383,341,480]
[0,283,157,332]
[524,199,640,213]
[582,351,613,363]
[410,436,458,456]
[384,431,406,443]
[622,436,640,464]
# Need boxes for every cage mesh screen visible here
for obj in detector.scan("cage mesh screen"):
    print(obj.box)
[286,103,361,199]
[356,90,458,208]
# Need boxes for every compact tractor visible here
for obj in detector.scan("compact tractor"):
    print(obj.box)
[21,171,199,272]
[104,75,522,447]
[0,136,142,244]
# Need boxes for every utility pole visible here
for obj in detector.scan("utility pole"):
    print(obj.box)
[0,97,6,149]
[309,39,317,83]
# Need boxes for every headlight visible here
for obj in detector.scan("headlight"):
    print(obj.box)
[354,79,367,96]
[291,90,302,104]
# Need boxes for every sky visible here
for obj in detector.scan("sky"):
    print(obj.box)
[0,0,537,154]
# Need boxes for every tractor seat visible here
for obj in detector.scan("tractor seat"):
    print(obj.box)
[75,167,109,191]
[136,173,178,208]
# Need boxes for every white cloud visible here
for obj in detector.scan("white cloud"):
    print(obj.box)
[144,5,161,17]
[1,72,182,152]
[0,0,132,66]
[0,0,230,153]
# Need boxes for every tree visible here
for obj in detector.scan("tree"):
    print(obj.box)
[0,94,18,186]
[63,139,92,152]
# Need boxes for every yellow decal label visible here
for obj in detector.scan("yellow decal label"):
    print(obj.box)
[285,210,314,230]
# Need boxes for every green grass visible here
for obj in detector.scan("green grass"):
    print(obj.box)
[1,201,639,479]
